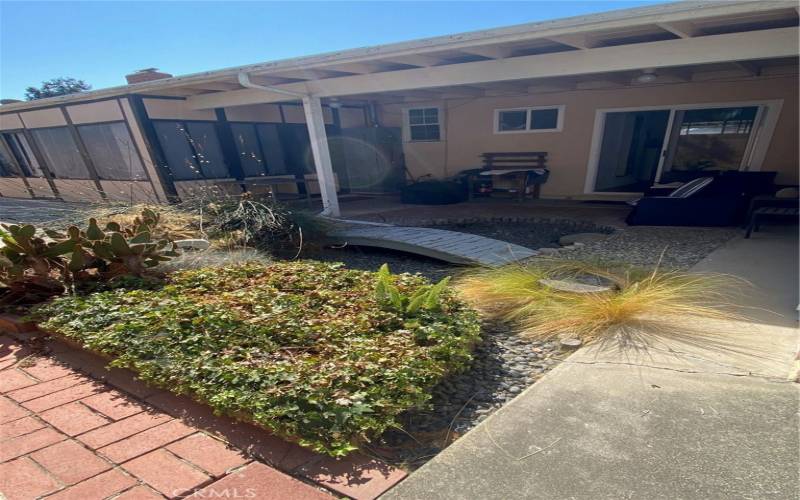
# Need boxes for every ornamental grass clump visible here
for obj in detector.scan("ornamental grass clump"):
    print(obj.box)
[34,261,480,456]
[457,260,740,344]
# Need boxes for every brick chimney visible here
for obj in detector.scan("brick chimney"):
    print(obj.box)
[125,68,173,84]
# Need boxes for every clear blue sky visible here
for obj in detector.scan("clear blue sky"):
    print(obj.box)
[1,1,669,100]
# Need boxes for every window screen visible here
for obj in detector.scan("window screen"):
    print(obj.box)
[530,108,559,130]
[184,122,230,179]
[408,108,440,141]
[31,127,90,179]
[153,121,202,181]
[2,133,44,177]
[256,124,289,175]
[0,142,19,177]
[78,122,147,181]
[230,123,266,177]
[497,110,527,132]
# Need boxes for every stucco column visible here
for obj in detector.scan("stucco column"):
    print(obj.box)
[302,95,340,217]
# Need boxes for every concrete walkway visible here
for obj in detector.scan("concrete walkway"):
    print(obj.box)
[384,226,799,499]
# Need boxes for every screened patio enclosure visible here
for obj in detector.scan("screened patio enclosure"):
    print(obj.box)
[0,1,797,213]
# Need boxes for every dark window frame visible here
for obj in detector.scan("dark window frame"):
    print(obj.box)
[76,120,148,181]
[28,125,93,180]
[150,119,233,181]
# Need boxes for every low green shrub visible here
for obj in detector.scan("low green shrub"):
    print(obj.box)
[34,261,480,456]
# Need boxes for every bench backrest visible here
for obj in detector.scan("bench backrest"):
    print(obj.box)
[481,152,548,170]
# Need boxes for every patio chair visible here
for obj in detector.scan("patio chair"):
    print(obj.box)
[744,187,799,238]
[626,171,778,226]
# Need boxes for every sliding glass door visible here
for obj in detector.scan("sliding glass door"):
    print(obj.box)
[592,103,767,193]
[593,110,670,192]
[658,106,760,183]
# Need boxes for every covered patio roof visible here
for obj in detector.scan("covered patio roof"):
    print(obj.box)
[2,0,796,218]
[1,0,797,112]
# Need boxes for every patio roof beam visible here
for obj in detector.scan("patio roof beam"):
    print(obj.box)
[656,21,699,38]
[732,61,763,76]
[187,26,799,110]
[458,45,517,59]
[321,61,397,74]
[544,33,600,50]
[379,54,446,67]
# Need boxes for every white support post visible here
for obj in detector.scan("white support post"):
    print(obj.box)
[302,95,340,217]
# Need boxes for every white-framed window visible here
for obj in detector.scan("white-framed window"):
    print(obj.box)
[494,105,565,134]
[404,107,442,142]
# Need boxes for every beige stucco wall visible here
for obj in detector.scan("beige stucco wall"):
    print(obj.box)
[338,107,368,129]
[0,178,31,198]
[25,178,55,198]
[280,104,334,125]
[52,180,104,202]
[100,180,160,203]
[381,74,799,197]
[0,113,24,131]
[19,108,66,129]
[143,98,217,121]
[224,104,283,123]
[66,100,125,124]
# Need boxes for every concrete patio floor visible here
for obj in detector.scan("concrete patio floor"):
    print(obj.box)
[0,195,631,229]
[383,225,799,499]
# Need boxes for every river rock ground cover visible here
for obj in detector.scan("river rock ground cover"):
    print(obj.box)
[310,219,737,467]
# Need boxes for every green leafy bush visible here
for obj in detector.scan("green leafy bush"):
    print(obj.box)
[34,261,480,456]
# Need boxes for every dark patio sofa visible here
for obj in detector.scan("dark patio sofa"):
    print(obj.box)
[626,171,777,226]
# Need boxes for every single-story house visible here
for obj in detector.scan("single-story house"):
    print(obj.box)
[0,0,797,216]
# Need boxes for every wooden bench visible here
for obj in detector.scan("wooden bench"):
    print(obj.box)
[467,152,549,200]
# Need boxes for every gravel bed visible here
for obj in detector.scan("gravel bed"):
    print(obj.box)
[305,246,458,282]
[551,225,739,270]
[423,218,614,250]
[374,324,562,469]
[307,220,737,467]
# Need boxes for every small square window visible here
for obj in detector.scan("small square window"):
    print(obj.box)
[498,110,527,131]
[407,107,441,142]
[495,106,562,133]
[531,108,559,130]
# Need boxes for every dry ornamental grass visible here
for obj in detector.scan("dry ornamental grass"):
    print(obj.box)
[456,259,745,345]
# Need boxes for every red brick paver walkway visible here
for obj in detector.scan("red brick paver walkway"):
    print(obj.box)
[0,326,406,500]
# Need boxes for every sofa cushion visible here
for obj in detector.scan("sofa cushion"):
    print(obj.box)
[668,176,714,198]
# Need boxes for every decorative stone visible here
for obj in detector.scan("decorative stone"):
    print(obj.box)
[537,247,560,255]
[558,232,610,247]
[174,239,211,251]
[560,338,583,350]
[540,278,613,294]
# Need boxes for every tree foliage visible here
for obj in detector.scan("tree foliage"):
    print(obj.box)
[25,77,91,100]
